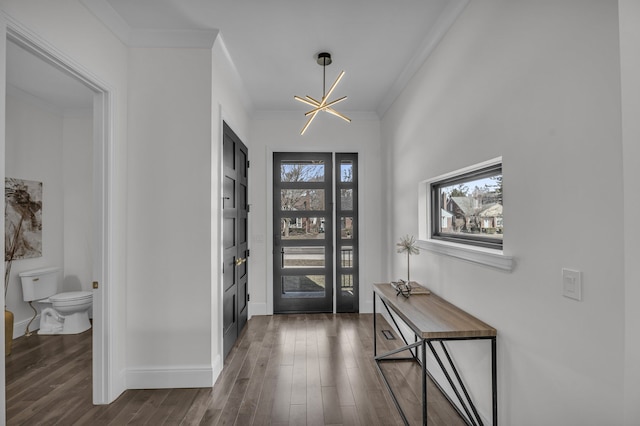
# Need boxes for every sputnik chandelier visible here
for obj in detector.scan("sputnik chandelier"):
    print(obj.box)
[294,52,351,135]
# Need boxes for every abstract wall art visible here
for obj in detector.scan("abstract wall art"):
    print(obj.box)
[5,178,43,260]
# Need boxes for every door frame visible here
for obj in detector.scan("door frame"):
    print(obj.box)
[1,15,116,408]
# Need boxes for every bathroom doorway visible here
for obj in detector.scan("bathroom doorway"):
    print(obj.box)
[2,26,114,411]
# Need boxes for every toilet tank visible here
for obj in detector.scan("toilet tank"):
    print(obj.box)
[19,267,60,302]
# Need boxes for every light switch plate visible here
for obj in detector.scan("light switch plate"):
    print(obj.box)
[562,268,582,301]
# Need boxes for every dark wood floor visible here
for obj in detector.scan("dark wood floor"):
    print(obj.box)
[6,313,465,425]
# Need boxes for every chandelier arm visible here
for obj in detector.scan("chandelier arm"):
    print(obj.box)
[302,95,351,121]
[322,71,345,104]
[324,108,351,123]
[304,96,347,116]
[295,96,320,108]
[300,111,320,135]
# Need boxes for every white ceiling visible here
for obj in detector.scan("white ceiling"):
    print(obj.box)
[5,0,469,116]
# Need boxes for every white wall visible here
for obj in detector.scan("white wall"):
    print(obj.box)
[0,0,130,406]
[126,46,215,386]
[249,113,383,315]
[381,1,624,424]
[63,111,94,294]
[126,41,250,387]
[619,1,640,424]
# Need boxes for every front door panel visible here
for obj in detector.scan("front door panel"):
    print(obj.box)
[273,152,333,313]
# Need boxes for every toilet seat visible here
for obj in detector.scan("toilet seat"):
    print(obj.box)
[50,291,92,311]
[49,291,92,303]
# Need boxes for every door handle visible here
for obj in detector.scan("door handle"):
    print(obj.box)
[235,257,246,266]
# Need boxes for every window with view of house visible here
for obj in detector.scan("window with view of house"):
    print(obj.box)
[430,162,503,250]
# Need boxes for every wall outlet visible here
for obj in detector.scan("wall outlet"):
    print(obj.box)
[562,268,582,301]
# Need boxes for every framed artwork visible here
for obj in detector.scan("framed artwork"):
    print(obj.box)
[5,177,43,260]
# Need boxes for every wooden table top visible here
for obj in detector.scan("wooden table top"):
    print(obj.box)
[374,283,496,339]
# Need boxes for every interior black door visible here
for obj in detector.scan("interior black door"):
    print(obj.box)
[222,122,249,359]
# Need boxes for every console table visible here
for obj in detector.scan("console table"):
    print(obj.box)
[373,283,497,426]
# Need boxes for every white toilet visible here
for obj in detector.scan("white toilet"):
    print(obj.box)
[19,267,93,335]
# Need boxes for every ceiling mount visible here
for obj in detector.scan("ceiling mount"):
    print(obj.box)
[316,52,332,66]
[294,52,351,135]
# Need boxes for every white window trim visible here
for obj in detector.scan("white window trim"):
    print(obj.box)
[418,157,513,272]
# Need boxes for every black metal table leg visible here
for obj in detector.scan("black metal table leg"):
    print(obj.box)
[492,337,497,426]
[422,339,428,425]
[373,291,377,356]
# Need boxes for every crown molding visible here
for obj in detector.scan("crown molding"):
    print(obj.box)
[80,0,131,43]
[376,0,470,117]
[213,34,254,114]
[81,0,217,48]
[129,29,218,48]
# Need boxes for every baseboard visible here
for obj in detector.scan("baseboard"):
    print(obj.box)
[126,365,214,389]
[249,301,268,317]
[360,300,373,314]
[212,354,222,384]
[13,314,40,339]
[113,368,128,403]
[249,301,370,315]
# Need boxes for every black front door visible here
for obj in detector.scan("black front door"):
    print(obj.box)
[273,152,333,313]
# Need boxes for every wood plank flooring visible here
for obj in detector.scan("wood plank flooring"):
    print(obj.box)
[6,314,465,425]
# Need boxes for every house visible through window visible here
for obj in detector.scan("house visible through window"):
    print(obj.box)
[431,162,503,250]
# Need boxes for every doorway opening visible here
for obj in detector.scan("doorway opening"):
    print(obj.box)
[3,24,114,409]
[273,152,359,314]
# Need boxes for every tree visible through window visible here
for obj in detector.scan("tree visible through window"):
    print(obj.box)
[280,161,325,239]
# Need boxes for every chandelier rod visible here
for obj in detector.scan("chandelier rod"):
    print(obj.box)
[323,60,326,96]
